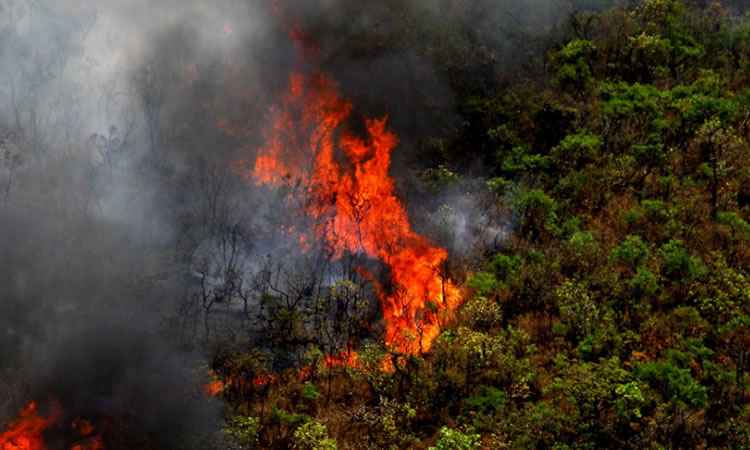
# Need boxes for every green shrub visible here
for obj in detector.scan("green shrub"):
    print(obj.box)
[659,239,706,280]
[718,211,750,240]
[614,382,646,420]
[292,420,337,450]
[568,231,598,257]
[467,272,498,296]
[554,132,601,169]
[302,382,321,401]
[489,254,522,281]
[629,266,659,297]
[513,189,558,239]
[635,360,708,407]
[465,385,507,413]
[429,427,481,450]
[224,415,260,447]
[612,235,650,268]
[461,296,503,331]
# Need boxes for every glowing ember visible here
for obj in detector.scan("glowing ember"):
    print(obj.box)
[0,401,61,450]
[246,69,462,354]
[252,373,277,387]
[324,351,360,369]
[204,379,225,397]
[69,436,104,450]
[204,371,279,398]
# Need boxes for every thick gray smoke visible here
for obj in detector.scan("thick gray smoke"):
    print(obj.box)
[0,0,583,447]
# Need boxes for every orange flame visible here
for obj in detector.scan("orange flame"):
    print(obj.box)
[324,351,360,369]
[204,371,278,397]
[203,379,226,397]
[0,401,61,450]
[69,437,104,450]
[246,71,461,354]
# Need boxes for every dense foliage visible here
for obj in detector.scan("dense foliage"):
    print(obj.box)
[216,1,750,448]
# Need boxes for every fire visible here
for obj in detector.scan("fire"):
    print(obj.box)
[252,373,277,387]
[324,351,360,369]
[0,401,61,450]
[204,371,278,398]
[203,379,225,397]
[1,401,107,450]
[246,69,461,354]
[69,437,104,450]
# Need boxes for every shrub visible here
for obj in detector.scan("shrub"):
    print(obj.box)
[461,296,503,331]
[302,382,321,401]
[556,281,598,338]
[568,230,597,255]
[292,420,337,450]
[429,427,481,450]
[659,239,706,280]
[554,132,601,170]
[612,235,650,268]
[489,254,522,281]
[635,360,708,407]
[465,385,507,414]
[513,189,558,240]
[224,415,260,447]
[614,381,646,420]
[629,266,659,297]
[718,211,750,240]
[467,272,498,296]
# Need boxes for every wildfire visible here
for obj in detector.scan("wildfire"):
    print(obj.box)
[1,401,107,450]
[246,72,461,354]
[204,371,278,398]
[69,419,104,450]
[203,379,226,397]
[324,351,360,369]
[0,401,60,450]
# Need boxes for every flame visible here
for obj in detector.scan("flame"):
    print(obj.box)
[1,401,107,450]
[69,437,104,450]
[246,70,461,354]
[204,371,278,398]
[203,379,226,397]
[324,351,360,369]
[0,401,61,450]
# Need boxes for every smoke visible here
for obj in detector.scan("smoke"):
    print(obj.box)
[0,0,583,446]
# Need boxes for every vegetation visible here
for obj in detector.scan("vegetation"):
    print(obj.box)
[209,1,750,448]
[6,0,746,448]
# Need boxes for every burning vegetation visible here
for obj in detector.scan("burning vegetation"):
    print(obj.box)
[5,0,750,448]
[248,70,462,355]
[0,402,104,450]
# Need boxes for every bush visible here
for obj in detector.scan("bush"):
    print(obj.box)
[635,360,708,407]
[292,420,337,450]
[465,385,507,414]
[659,239,706,280]
[629,266,659,297]
[718,211,750,240]
[553,132,601,170]
[553,39,597,93]
[224,415,260,447]
[467,272,498,296]
[429,427,481,450]
[513,189,558,240]
[489,254,522,281]
[614,381,646,420]
[612,235,650,269]
[302,382,321,401]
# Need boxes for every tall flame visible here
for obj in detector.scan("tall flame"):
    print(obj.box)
[247,71,461,354]
[0,401,61,450]
[1,402,105,450]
